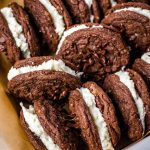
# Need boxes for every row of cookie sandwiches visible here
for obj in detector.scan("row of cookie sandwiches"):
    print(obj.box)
[19,79,150,150]
[0,0,113,63]
[21,0,150,55]
[20,82,120,150]
[7,55,150,147]
[9,56,117,150]
[56,16,150,83]
[7,28,129,101]
[55,0,150,82]
[0,0,72,64]
[2,9,150,84]
[1,1,150,64]
[7,48,150,103]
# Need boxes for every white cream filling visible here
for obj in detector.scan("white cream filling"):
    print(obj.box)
[39,0,65,37]
[141,52,150,64]
[7,59,83,80]
[84,0,93,8]
[20,103,61,150]
[56,24,103,54]
[90,15,94,22]
[114,7,150,20]
[110,0,117,7]
[1,7,30,58]
[115,70,145,131]
[78,88,114,150]
[84,0,93,22]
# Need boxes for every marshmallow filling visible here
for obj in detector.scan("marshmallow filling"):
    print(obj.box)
[39,0,65,37]
[115,70,145,131]
[7,59,83,80]
[78,88,114,150]
[114,7,150,20]
[1,7,30,58]
[56,24,103,54]
[20,103,61,150]
[141,52,150,64]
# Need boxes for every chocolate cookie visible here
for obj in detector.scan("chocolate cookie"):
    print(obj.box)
[103,69,150,141]
[20,100,81,150]
[133,52,150,87]
[102,2,150,54]
[63,0,101,23]
[56,23,130,82]
[0,2,40,64]
[69,81,120,150]
[8,57,81,102]
[24,0,72,53]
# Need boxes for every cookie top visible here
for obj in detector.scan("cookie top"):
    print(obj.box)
[103,2,150,53]
[0,2,40,63]
[24,0,72,53]
[69,81,120,150]
[8,70,81,102]
[20,100,80,150]
[7,56,83,81]
[56,23,130,82]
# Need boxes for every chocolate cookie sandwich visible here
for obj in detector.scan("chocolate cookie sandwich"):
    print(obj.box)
[20,100,81,150]
[0,2,40,64]
[7,56,81,102]
[63,0,101,23]
[103,69,150,141]
[102,2,150,53]
[24,0,72,53]
[69,81,120,150]
[133,52,150,86]
[56,23,130,82]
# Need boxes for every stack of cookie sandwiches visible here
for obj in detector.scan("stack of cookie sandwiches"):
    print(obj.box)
[0,0,150,150]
